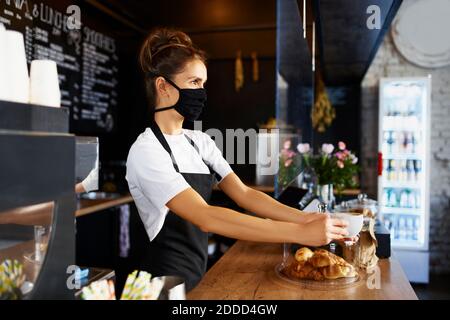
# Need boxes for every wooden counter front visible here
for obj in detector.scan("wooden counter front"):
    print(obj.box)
[188,241,418,300]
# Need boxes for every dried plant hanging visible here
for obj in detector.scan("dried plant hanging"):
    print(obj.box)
[235,50,244,92]
[311,74,335,133]
[251,51,259,82]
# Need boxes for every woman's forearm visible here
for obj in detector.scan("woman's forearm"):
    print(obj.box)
[200,204,305,244]
[236,188,312,224]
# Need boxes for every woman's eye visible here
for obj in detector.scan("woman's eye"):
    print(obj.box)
[191,80,199,85]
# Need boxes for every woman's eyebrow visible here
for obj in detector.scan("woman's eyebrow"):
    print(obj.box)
[188,76,206,82]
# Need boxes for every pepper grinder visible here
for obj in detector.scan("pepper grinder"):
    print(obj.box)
[317,202,338,253]
[318,202,327,213]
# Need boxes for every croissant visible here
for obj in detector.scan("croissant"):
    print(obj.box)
[309,250,334,268]
[283,247,357,281]
[320,264,357,280]
[294,247,314,263]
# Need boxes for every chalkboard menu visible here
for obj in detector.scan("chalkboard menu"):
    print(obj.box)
[0,0,118,133]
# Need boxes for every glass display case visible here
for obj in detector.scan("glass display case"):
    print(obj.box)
[275,200,364,290]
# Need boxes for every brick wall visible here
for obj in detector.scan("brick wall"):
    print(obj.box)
[361,31,450,274]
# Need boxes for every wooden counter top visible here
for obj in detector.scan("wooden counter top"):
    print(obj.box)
[188,241,418,300]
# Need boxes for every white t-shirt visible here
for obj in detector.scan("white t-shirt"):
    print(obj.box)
[126,128,233,241]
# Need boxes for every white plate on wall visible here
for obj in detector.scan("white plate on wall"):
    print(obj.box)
[391,0,450,68]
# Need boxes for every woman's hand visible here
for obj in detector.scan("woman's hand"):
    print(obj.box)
[296,214,349,247]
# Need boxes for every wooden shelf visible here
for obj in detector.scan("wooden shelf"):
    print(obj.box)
[75,194,134,218]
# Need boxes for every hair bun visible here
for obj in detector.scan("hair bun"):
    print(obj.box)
[140,28,194,73]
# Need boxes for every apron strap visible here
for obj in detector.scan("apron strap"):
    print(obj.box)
[149,121,221,181]
[184,133,222,181]
[149,121,180,172]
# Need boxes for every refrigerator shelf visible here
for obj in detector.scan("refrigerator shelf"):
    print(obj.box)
[382,181,421,189]
[380,207,422,215]
[382,117,421,130]
[381,154,422,160]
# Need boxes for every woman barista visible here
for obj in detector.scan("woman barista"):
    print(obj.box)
[126,28,350,291]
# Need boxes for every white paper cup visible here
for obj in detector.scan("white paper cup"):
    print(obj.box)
[3,30,29,103]
[332,212,364,238]
[29,60,61,107]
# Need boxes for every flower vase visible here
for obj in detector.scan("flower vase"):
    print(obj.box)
[316,184,335,209]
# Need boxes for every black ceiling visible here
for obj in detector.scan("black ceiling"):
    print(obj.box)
[314,0,403,85]
[83,0,276,34]
[83,0,402,85]
[278,0,313,84]
[82,0,277,59]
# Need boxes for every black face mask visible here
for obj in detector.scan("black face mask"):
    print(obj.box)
[151,73,207,121]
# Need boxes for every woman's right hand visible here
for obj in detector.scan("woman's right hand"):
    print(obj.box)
[296,214,349,247]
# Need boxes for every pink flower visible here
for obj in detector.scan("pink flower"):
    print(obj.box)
[283,140,291,150]
[352,156,358,164]
[336,152,344,160]
[285,159,293,167]
[337,160,344,169]
[338,141,346,150]
[321,143,334,155]
[297,143,310,154]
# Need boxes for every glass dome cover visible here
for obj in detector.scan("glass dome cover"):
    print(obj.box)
[334,193,378,218]
[276,202,364,290]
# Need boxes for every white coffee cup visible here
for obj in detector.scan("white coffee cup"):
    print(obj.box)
[3,30,29,103]
[332,212,364,238]
[29,60,61,107]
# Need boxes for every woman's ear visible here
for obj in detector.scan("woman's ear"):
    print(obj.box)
[155,76,169,98]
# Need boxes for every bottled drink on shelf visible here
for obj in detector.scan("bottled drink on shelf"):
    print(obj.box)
[413,218,420,241]
[400,159,408,181]
[388,131,396,154]
[382,131,390,154]
[400,189,409,208]
[414,160,422,182]
[383,159,389,177]
[399,217,406,241]
[386,160,392,181]
[410,132,417,154]
[415,191,421,209]
[382,188,389,206]
[406,160,414,182]
[399,131,406,153]
[408,190,416,209]
[406,217,414,240]
[388,189,398,207]
[406,132,414,154]
[389,160,397,181]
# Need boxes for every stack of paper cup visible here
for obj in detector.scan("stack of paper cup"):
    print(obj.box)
[2,30,30,103]
[29,60,61,108]
[0,23,8,101]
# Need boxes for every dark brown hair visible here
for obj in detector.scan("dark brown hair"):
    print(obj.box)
[139,27,207,112]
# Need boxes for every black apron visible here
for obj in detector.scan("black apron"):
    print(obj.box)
[133,121,220,291]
